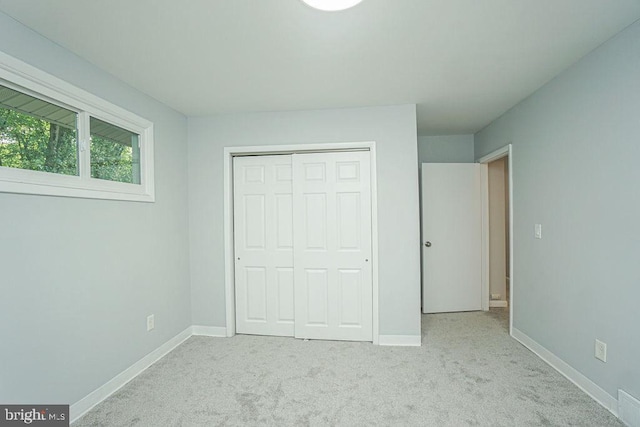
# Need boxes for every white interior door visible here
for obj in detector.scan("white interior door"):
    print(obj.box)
[293,151,373,341]
[422,163,482,313]
[234,155,294,336]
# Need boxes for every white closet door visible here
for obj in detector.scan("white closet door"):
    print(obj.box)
[293,151,373,341]
[234,155,294,336]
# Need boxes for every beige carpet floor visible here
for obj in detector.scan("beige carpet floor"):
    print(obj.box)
[73,309,621,426]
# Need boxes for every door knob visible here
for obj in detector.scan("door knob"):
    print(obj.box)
[424,241,432,247]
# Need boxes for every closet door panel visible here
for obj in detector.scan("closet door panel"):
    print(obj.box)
[293,151,373,341]
[234,155,294,337]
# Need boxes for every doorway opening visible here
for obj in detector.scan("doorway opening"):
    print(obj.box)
[479,144,513,335]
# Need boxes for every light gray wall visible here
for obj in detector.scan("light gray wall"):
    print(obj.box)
[475,21,640,399]
[188,105,421,336]
[417,135,474,165]
[0,12,191,405]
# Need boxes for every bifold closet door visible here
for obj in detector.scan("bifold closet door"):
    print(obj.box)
[293,151,373,342]
[233,155,294,336]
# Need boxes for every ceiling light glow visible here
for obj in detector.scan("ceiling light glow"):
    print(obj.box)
[301,0,363,12]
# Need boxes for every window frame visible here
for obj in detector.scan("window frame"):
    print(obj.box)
[0,51,155,202]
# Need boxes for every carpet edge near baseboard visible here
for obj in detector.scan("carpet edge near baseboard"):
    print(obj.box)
[511,327,619,419]
[69,327,193,424]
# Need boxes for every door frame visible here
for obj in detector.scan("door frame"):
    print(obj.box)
[478,144,513,335]
[223,141,380,344]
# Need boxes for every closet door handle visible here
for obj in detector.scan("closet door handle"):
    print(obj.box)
[424,241,432,247]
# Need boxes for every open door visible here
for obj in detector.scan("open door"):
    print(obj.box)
[421,163,483,313]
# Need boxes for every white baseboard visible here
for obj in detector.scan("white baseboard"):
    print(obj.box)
[191,325,227,337]
[489,300,508,308]
[619,389,640,427]
[512,327,618,417]
[378,334,422,347]
[70,327,192,423]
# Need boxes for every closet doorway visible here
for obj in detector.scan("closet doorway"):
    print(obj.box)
[224,143,380,343]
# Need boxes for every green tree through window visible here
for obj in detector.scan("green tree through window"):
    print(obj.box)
[90,116,139,184]
[0,108,77,175]
[1,84,140,184]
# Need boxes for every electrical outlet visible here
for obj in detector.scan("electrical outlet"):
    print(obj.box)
[147,314,155,331]
[595,339,607,362]
[491,293,501,300]
[534,224,542,239]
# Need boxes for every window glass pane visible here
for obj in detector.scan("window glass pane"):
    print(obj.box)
[0,84,78,175]
[90,117,140,184]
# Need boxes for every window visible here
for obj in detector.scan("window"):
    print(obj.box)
[0,85,78,176]
[0,51,154,202]
[89,117,140,184]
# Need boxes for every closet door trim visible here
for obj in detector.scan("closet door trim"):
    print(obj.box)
[223,142,379,344]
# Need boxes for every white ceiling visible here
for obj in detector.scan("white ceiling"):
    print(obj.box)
[1,0,639,135]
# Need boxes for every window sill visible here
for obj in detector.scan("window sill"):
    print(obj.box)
[0,168,155,202]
